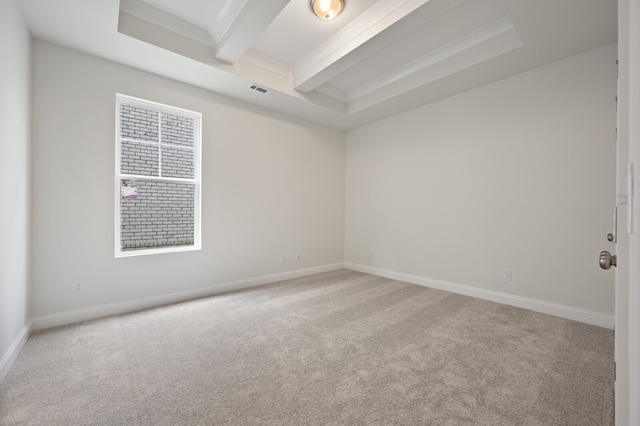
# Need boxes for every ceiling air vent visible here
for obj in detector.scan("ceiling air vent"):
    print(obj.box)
[249,84,268,94]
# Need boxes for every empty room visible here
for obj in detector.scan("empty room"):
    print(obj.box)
[1,0,638,424]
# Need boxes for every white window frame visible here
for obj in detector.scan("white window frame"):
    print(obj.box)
[115,94,202,257]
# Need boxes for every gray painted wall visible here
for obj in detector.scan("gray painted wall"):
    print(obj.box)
[30,41,346,322]
[345,44,617,318]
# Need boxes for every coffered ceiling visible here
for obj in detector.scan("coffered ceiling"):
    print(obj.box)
[17,0,617,129]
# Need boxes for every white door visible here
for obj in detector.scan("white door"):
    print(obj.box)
[615,0,639,424]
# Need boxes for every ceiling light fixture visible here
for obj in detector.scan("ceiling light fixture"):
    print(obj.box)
[311,0,344,21]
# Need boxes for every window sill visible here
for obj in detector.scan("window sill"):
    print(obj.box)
[115,244,201,258]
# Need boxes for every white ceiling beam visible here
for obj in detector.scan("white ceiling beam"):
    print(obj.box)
[293,0,463,93]
[346,17,521,102]
[211,0,291,64]
[346,22,523,114]
[120,0,215,47]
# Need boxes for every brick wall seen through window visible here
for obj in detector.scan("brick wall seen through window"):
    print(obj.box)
[115,95,201,256]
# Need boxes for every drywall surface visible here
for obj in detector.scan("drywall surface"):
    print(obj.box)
[0,2,31,379]
[345,44,617,316]
[31,41,345,322]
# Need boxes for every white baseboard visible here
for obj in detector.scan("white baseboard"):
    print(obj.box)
[345,263,615,329]
[29,261,614,332]
[0,321,32,383]
[32,263,345,330]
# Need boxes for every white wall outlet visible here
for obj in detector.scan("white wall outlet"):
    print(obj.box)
[73,282,85,293]
[280,253,286,263]
[296,253,301,261]
[503,269,512,281]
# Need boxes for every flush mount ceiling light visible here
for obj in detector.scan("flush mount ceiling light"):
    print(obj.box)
[311,0,345,21]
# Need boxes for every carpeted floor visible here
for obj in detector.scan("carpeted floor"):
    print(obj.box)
[0,269,614,425]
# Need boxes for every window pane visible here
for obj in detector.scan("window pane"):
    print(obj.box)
[120,180,195,251]
[161,146,194,179]
[116,95,201,257]
[121,141,159,176]
[120,104,159,142]
[162,113,194,148]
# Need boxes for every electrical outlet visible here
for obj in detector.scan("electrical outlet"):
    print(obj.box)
[503,269,512,281]
[280,253,286,263]
[296,253,301,261]
[73,282,85,293]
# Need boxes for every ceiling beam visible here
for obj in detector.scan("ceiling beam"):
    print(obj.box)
[212,0,291,64]
[347,20,523,114]
[346,17,522,102]
[120,0,214,46]
[293,0,461,93]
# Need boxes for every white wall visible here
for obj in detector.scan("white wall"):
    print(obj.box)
[0,2,31,380]
[30,41,345,327]
[345,44,617,324]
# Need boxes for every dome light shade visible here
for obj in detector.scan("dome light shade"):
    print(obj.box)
[311,0,345,21]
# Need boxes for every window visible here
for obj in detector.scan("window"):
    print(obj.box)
[115,94,201,257]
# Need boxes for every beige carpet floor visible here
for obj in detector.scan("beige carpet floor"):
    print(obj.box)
[0,269,614,425]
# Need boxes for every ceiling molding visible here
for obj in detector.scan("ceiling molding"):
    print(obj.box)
[242,50,293,80]
[313,84,348,103]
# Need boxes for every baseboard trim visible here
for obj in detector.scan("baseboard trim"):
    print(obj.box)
[345,263,614,329]
[30,261,614,331]
[32,263,345,330]
[0,321,32,383]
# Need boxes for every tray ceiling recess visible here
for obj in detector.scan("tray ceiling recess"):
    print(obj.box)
[119,0,522,113]
[16,0,616,129]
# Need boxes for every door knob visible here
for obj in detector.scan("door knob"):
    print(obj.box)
[599,251,617,269]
